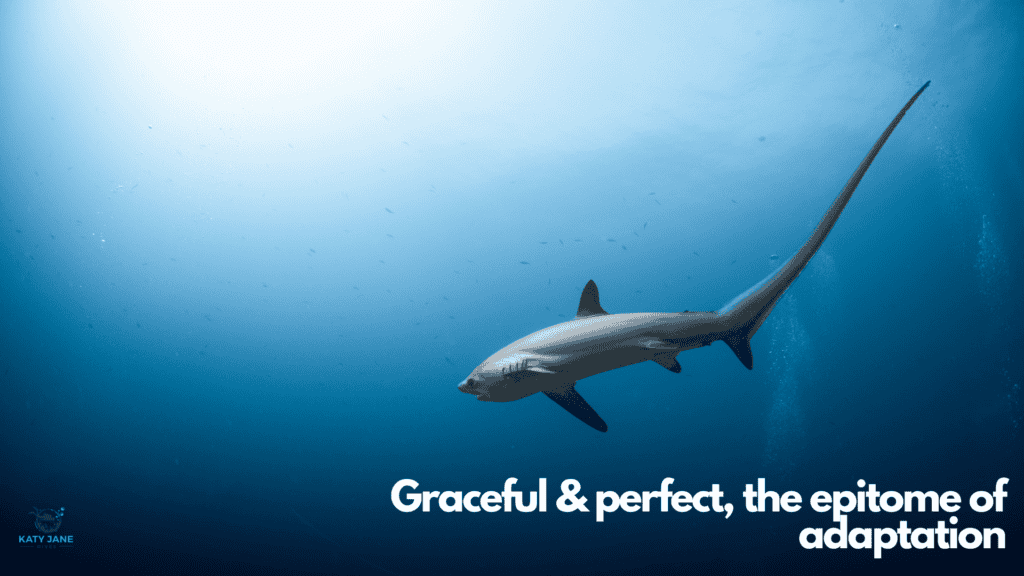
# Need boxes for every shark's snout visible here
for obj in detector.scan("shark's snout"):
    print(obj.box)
[458,378,478,395]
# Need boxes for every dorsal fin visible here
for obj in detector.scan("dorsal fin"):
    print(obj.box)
[576,279,609,318]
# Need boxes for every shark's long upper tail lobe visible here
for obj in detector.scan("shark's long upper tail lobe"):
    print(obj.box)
[716,81,930,370]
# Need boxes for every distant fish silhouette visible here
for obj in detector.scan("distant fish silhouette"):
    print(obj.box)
[520,261,530,265]
[385,208,394,214]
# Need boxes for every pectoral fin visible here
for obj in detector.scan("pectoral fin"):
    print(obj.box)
[651,352,682,373]
[544,383,608,432]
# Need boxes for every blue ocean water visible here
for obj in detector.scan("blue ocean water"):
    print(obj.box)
[2,2,1021,574]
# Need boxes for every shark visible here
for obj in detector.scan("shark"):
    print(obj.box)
[458,82,930,432]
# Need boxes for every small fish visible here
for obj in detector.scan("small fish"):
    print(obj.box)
[693,251,699,256]
[607,238,615,242]
[520,261,530,265]
[622,245,627,250]
[385,208,394,214]
[540,241,547,244]
[559,239,564,245]
[387,234,394,238]
[309,248,316,253]
[643,222,648,229]
[769,254,779,260]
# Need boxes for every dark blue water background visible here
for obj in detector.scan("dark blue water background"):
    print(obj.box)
[2,2,1021,574]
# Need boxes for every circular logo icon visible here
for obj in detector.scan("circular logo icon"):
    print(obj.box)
[30,507,64,534]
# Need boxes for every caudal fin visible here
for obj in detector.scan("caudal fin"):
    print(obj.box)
[717,82,930,369]
[723,333,754,370]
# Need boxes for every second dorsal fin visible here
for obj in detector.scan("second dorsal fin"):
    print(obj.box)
[575,279,609,318]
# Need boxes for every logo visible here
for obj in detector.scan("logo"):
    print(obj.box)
[18,506,73,548]
[30,507,64,534]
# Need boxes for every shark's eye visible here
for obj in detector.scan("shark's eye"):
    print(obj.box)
[465,378,476,388]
